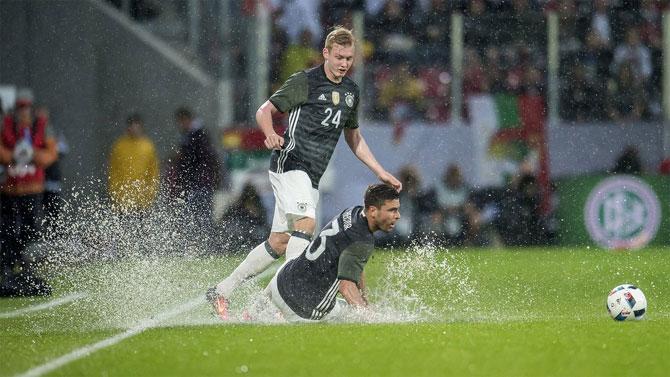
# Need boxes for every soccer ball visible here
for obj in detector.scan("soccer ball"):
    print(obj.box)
[606,284,647,321]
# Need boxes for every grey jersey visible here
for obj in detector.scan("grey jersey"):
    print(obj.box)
[276,206,373,320]
[269,65,360,188]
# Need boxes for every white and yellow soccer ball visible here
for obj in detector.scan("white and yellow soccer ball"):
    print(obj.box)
[607,284,647,321]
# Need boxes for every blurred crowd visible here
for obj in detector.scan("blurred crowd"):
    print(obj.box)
[4,1,670,296]
[375,163,556,248]
[266,0,666,123]
[107,0,667,124]
[558,0,665,122]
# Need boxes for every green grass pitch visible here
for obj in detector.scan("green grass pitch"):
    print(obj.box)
[1,247,669,376]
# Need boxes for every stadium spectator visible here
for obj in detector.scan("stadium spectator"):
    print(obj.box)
[377,63,425,124]
[425,164,480,247]
[218,183,269,253]
[483,47,506,93]
[580,27,612,81]
[40,107,68,239]
[464,0,490,52]
[506,0,542,47]
[367,0,417,63]
[274,0,322,46]
[269,20,290,90]
[504,45,534,94]
[496,172,547,246]
[590,0,614,49]
[561,61,602,121]
[521,65,544,96]
[463,47,489,96]
[612,146,643,175]
[261,0,665,124]
[415,0,452,64]
[0,94,57,296]
[639,0,662,49]
[606,62,648,121]
[611,27,652,85]
[168,106,222,244]
[376,165,430,247]
[278,28,320,84]
[418,66,451,122]
[555,0,581,53]
[108,113,159,213]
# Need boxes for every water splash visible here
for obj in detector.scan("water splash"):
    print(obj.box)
[26,183,480,328]
[371,242,479,323]
[26,182,241,331]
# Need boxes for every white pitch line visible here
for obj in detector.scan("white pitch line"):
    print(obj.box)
[0,293,88,319]
[16,295,204,377]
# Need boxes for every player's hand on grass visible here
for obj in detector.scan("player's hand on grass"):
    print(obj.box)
[379,171,402,192]
[264,133,284,150]
[351,304,375,322]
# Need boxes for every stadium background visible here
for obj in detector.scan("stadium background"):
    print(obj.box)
[2,2,670,376]
[1,0,669,248]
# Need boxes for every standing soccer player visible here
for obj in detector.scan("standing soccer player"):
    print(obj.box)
[208,26,401,319]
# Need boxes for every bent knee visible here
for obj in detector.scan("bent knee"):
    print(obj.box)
[268,232,290,254]
[291,216,316,235]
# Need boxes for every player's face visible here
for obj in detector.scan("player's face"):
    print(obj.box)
[323,43,354,82]
[371,199,401,232]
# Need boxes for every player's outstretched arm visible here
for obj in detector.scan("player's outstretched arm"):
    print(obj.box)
[344,128,402,191]
[339,279,367,307]
[256,100,284,150]
[358,271,369,305]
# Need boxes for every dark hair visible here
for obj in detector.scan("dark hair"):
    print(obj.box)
[174,106,193,120]
[126,113,143,125]
[364,184,399,209]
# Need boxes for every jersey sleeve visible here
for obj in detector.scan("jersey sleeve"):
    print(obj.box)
[269,71,309,113]
[337,241,372,283]
[344,86,360,129]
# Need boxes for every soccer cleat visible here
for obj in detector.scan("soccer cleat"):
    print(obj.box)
[206,287,230,320]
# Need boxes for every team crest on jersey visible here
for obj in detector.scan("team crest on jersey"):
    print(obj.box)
[331,91,340,106]
[345,92,354,108]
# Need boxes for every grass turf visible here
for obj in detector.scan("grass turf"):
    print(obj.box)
[1,247,669,376]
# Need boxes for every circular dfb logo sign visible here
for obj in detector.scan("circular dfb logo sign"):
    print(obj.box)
[584,176,661,250]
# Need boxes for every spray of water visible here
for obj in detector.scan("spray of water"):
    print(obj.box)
[370,241,480,323]
[32,182,238,330]
[28,183,480,328]
[204,241,480,324]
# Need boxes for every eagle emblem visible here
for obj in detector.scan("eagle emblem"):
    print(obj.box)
[345,92,354,108]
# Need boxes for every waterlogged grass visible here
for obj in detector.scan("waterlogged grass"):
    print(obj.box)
[1,247,669,376]
[53,321,670,377]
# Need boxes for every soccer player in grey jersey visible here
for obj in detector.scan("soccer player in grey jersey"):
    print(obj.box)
[267,184,400,321]
[209,26,401,320]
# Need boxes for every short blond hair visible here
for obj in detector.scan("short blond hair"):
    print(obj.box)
[324,26,354,50]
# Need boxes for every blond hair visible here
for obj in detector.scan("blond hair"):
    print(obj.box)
[324,26,354,50]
